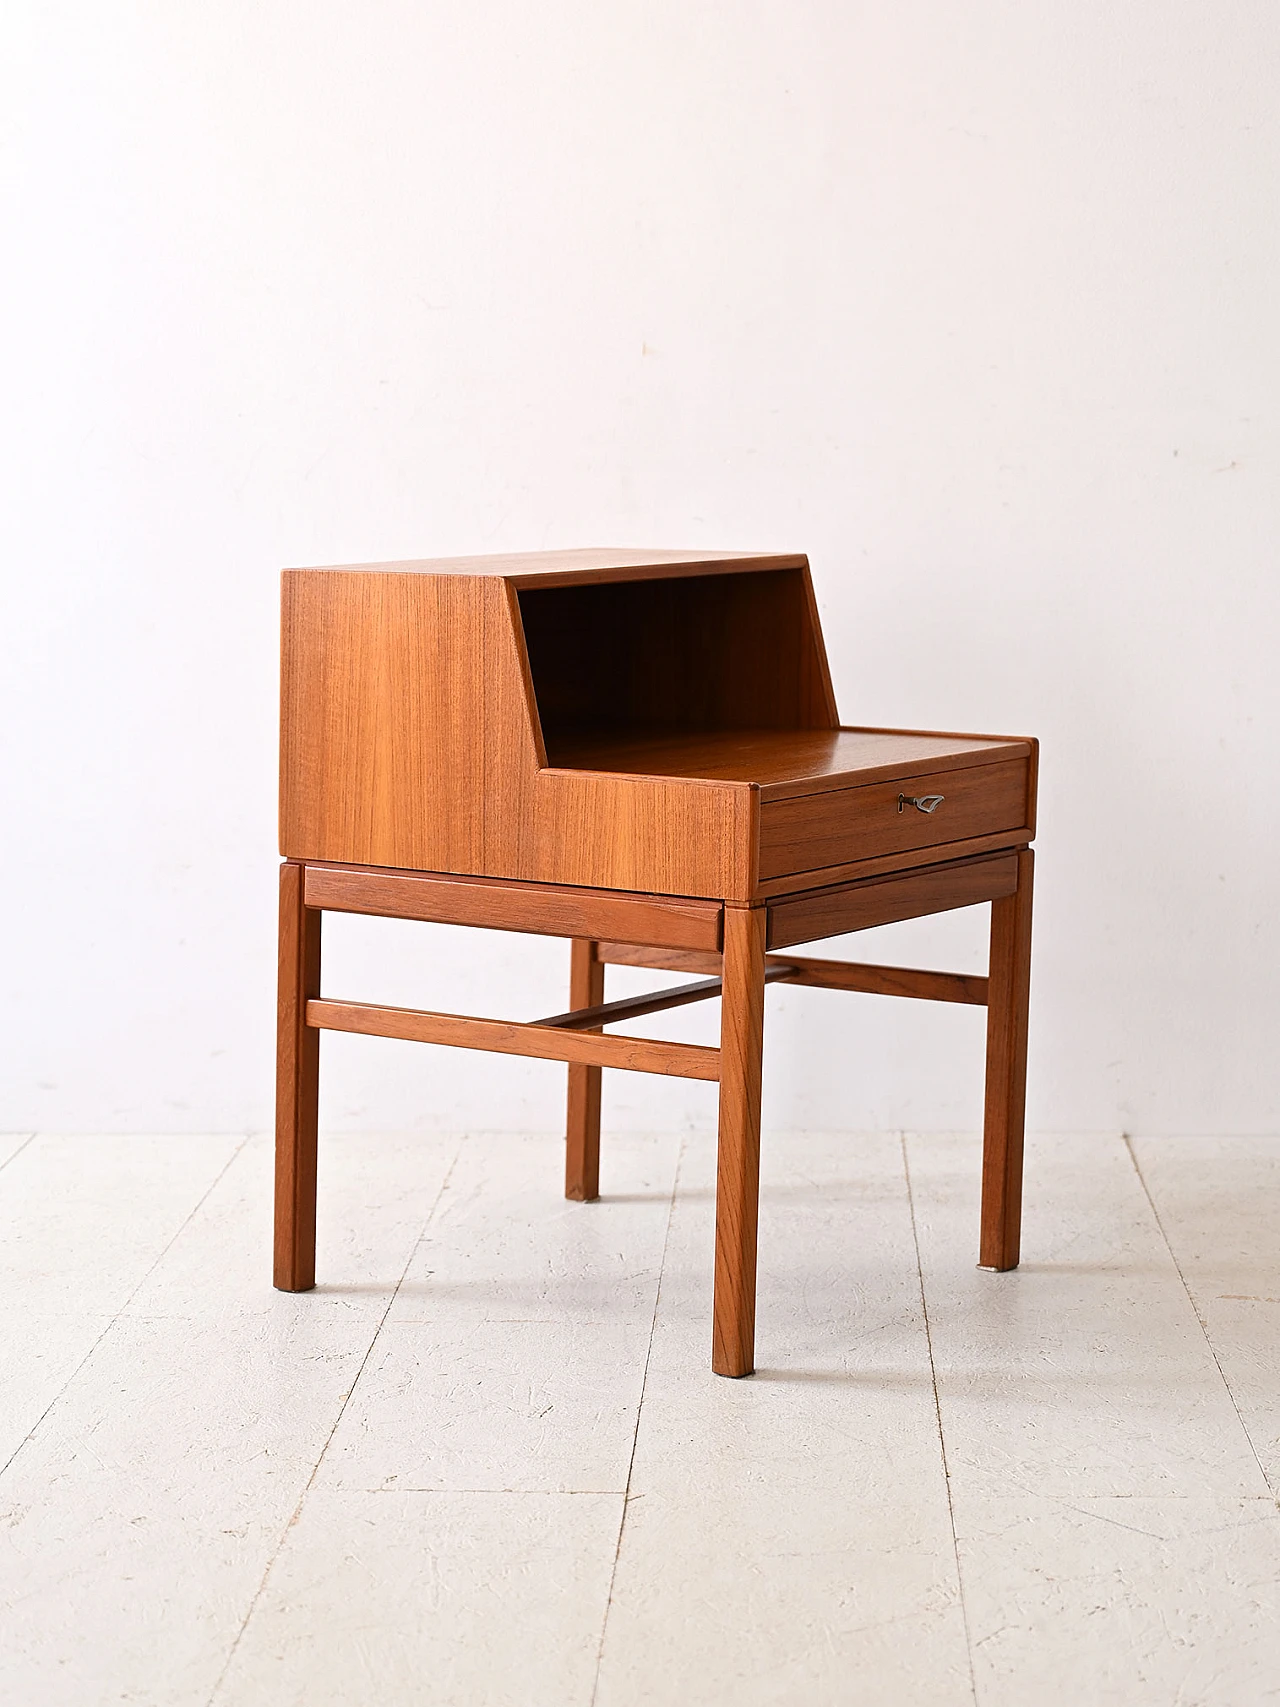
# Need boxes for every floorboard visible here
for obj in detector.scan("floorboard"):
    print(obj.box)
[1,1130,1278,1706]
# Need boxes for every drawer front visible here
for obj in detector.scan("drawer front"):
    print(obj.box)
[758,760,1028,880]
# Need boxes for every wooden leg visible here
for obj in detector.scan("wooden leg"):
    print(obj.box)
[980,848,1034,1271]
[275,860,321,1291]
[712,903,767,1377]
[565,938,604,1201]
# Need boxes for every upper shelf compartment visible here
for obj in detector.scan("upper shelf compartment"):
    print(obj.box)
[517,565,837,757]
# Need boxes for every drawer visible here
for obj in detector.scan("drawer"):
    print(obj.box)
[757,759,1028,880]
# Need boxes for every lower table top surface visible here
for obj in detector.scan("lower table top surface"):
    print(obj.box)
[544,727,1029,798]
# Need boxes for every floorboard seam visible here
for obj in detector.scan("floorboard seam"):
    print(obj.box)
[0,1133,37,1177]
[0,1134,249,1485]
[902,1132,980,1707]
[588,1132,685,1707]
[1123,1132,1277,1500]
[204,1131,468,1707]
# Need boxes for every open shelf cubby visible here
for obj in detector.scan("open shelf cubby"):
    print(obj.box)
[516,567,836,762]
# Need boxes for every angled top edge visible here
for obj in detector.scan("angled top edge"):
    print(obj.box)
[281,547,809,588]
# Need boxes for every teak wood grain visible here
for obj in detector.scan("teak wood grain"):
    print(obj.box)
[564,940,604,1202]
[275,547,1038,1376]
[532,769,759,899]
[275,862,320,1292]
[766,851,1020,949]
[549,727,1030,798]
[280,555,821,899]
[980,848,1035,1270]
[303,863,723,950]
[750,825,1035,900]
[595,943,726,976]
[300,547,809,588]
[758,759,1028,881]
[282,571,541,875]
[542,965,794,1032]
[713,904,769,1377]
[775,956,989,1005]
[280,553,1034,901]
[584,942,990,1005]
[307,997,721,1081]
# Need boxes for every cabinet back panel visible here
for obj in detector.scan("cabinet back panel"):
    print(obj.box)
[518,567,836,750]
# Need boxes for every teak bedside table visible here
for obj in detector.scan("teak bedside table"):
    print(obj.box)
[276,549,1036,1376]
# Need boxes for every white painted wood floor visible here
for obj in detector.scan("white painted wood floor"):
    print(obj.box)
[2,1127,1278,1705]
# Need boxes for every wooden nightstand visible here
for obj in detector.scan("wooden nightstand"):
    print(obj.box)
[276,549,1036,1376]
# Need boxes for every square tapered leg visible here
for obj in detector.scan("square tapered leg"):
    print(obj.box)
[980,847,1034,1271]
[564,938,605,1201]
[712,903,768,1377]
[275,860,321,1291]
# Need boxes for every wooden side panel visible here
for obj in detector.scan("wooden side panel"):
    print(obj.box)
[531,771,759,901]
[280,571,542,872]
[1025,736,1040,839]
[797,561,839,727]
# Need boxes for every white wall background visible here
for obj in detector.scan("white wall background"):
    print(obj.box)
[3,2,1277,1138]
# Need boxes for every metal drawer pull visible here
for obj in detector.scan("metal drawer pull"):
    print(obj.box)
[898,793,945,815]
